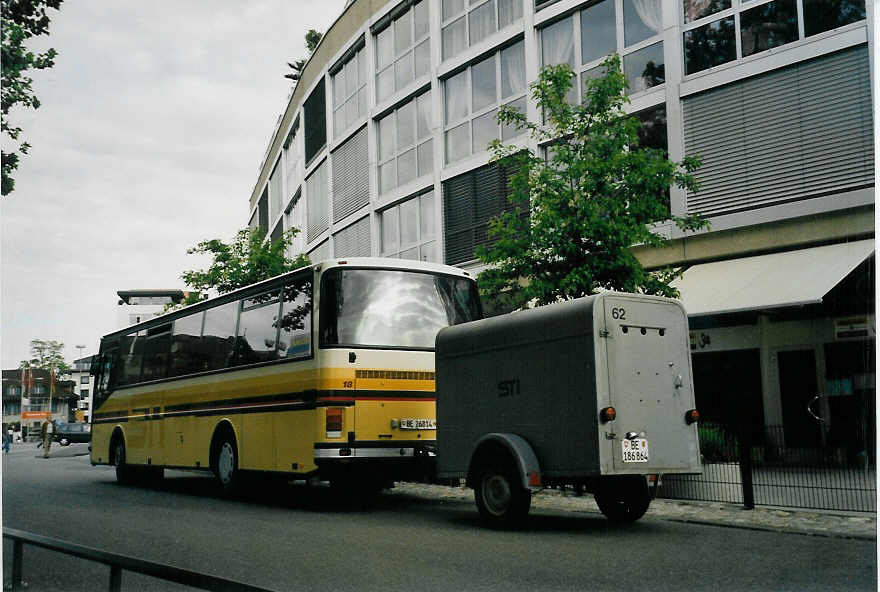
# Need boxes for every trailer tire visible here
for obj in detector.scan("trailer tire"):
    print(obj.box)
[473,455,531,528]
[111,436,136,486]
[595,476,651,523]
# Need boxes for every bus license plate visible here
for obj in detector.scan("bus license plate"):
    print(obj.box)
[400,418,436,430]
[622,438,649,462]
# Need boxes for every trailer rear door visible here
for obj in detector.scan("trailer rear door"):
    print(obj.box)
[600,294,700,473]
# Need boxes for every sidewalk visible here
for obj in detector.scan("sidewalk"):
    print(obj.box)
[390,482,877,541]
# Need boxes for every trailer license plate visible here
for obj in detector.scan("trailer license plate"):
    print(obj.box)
[622,439,649,462]
[400,418,436,430]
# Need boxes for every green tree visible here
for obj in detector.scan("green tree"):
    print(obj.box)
[22,339,70,376]
[1,0,63,196]
[477,55,708,309]
[304,28,322,52]
[180,227,310,301]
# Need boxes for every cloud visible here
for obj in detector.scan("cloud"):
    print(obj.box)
[2,0,344,366]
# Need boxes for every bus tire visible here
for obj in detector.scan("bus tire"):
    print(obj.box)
[595,476,651,523]
[212,431,240,495]
[473,453,531,529]
[111,436,136,485]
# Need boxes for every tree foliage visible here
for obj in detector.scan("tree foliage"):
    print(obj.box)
[181,227,310,300]
[1,0,62,196]
[21,339,70,376]
[477,55,708,308]
[305,29,322,53]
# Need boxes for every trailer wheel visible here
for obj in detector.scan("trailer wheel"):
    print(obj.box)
[111,436,136,485]
[595,476,651,523]
[474,456,531,528]
[211,428,241,496]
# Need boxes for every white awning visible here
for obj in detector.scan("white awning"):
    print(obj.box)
[671,239,874,317]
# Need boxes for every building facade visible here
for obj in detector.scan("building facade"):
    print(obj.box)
[70,355,95,423]
[116,289,188,328]
[2,368,77,439]
[247,0,874,459]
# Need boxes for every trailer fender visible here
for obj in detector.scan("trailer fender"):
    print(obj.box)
[468,433,542,491]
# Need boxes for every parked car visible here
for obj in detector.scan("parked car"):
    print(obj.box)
[54,422,91,446]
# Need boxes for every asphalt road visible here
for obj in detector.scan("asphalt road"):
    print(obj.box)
[2,443,876,592]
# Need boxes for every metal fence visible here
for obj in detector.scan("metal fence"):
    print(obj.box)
[659,424,876,513]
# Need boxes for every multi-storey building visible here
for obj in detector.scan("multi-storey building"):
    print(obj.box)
[247,0,873,459]
[1,368,77,439]
[70,355,95,423]
[116,289,188,328]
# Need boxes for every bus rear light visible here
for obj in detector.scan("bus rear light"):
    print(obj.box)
[599,407,616,423]
[685,409,700,425]
[326,408,343,438]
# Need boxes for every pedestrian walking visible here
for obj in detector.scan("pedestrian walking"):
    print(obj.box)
[41,420,53,458]
[2,429,9,455]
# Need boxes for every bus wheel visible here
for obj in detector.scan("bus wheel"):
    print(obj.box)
[474,455,531,529]
[112,438,135,485]
[595,476,651,523]
[213,434,240,495]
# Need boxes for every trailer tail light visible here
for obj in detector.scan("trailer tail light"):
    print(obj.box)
[326,408,344,438]
[685,409,700,425]
[599,407,616,423]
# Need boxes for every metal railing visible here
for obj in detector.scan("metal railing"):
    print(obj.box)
[3,528,277,592]
[659,423,876,512]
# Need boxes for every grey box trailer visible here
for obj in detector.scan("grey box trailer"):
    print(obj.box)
[436,292,701,527]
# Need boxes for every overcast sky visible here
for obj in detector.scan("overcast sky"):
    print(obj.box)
[1,0,345,368]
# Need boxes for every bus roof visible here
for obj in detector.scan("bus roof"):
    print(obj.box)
[98,258,474,343]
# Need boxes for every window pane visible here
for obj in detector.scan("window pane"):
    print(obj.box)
[377,67,394,102]
[379,114,395,161]
[624,41,665,94]
[414,39,431,79]
[635,104,667,153]
[279,278,312,359]
[398,148,418,185]
[684,0,731,24]
[397,101,416,148]
[501,97,526,140]
[377,27,394,70]
[804,0,865,37]
[420,190,435,239]
[498,0,522,28]
[395,10,413,54]
[171,313,204,377]
[623,0,662,46]
[358,48,366,83]
[382,206,399,252]
[445,70,469,122]
[469,0,497,46]
[345,95,357,127]
[358,87,367,118]
[472,108,499,153]
[443,0,465,21]
[119,332,144,385]
[333,72,346,107]
[334,107,345,139]
[380,161,397,193]
[235,293,282,366]
[581,0,616,64]
[740,0,799,57]
[684,16,736,75]
[142,328,172,382]
[471,56,497,112]
[442,16,467,59]
[418,139,434,177]
[446,122,470,162]
[201,301,237,371]
[501,40,526,98]
[414,0,430,38]
[400,247,420,260]
[541,16,575,67]
[420,241,438,262]
[345,58,358,96]
[395,53,414,91]
[417,93,432,139]
[400,197,419,245]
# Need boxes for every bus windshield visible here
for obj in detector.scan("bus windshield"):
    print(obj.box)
[320,268,481,349]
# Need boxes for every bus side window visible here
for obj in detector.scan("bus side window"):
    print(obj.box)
[280,276,313,358]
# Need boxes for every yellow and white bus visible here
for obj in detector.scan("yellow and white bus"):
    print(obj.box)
[90,258,482,492]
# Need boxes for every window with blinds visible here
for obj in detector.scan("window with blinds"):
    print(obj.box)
[333,216,371,257]
[683,45,873,218]
[306,160,329,242]
[331,127,369,222]
[442,162,519,265]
